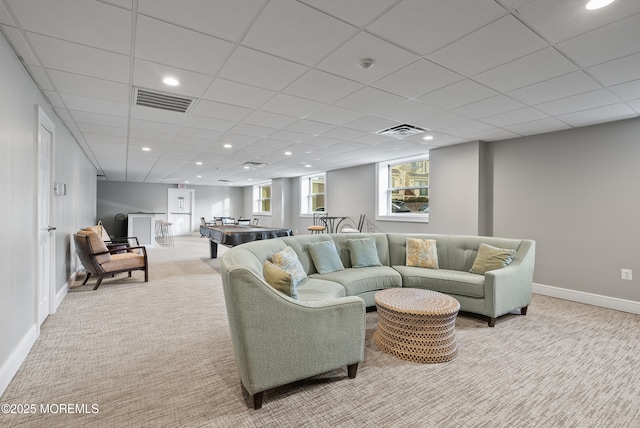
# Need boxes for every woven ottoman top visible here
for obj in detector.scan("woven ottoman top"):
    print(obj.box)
[375,288,460,316]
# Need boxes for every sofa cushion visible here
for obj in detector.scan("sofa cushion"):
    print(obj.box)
[347,238,382,268]
[100,252,144,271]
[406,238,439,269]
[77,230,111,265]
[469,243,516,275]
[296,278,346,301]
[271,246,306,286]
[263,260,298,299]
[308,240,345,274]
[310,266,401,296]
[394,266,485,298]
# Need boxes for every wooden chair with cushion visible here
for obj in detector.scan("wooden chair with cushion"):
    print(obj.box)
[74,230,148,290]
[341,214,366,233]
[307,212,327,234]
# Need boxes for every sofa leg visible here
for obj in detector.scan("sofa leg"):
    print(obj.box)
[252,392,264,410]
[521,306,528,316]
[347,363,358,379]
[488,317,496,327]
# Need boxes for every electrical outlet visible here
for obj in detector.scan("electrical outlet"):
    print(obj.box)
[621,269,633,281]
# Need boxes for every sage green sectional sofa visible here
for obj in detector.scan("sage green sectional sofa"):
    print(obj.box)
[220,232,535,409]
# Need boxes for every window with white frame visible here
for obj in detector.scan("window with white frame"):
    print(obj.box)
[300,173,326,215]
[377,156,429,221]
[253,182,272,214]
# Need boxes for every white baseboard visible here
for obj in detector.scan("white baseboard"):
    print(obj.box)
[54,275,72,313]
[533,283,640,315]
[0,325,37,396]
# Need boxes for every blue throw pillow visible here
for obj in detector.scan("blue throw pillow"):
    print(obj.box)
[348,238,382,268]
[308,240,345,274]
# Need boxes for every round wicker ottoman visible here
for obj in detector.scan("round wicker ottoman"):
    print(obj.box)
[373,288,460,364]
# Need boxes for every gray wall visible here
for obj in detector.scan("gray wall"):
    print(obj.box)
[97,181,244,234]
[0,32,96,393]
[490,118,640,302]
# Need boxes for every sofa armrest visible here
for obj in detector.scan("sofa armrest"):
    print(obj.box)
[222,266,365,396]
[483,240,536,318]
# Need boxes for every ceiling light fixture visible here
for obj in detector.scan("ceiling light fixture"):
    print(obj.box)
[422,135,434,141]
[163,77,180,86]
[142,147,151,151]
[585,0,615,9]
[223,144,232,148]
[284,151,292,156]
[305,164,312,168]
[196,161,203,165]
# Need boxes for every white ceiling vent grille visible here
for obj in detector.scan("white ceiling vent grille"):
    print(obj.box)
[133,87,195,113]
[243,161,267,167]
[376,123,427,139]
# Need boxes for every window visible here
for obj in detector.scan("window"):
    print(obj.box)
[377,156,429,221]
[300,173,326,215]
[253,183,271,214]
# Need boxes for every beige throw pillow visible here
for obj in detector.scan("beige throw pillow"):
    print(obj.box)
[469,243,516,274]
[406,238,439,269]
[271,246,307,286]
[263,261,298,299]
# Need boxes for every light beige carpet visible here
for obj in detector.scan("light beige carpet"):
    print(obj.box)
[1,235,639,427]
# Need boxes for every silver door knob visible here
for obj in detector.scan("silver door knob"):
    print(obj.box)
[47,226,56,231]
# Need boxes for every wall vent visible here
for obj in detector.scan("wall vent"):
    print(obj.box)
[133,87,195,113]
[376,123,427,139]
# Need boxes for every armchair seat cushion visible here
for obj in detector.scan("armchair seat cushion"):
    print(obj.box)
[100,252,146,271]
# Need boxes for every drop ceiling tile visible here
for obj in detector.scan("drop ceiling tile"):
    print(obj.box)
[587,53,640,86]
[414,111,470,130]
[481,107,549,127]
[335,87,406,113]
[78,124,127,138]
[132,59,213,98]
[471,128,520,141]
[507,71,601,105]
[184,115,235,133]
[135,15,233,75]
[299,0,398,27]
[609,79,640,101]
[241,0,357,66]
[0,3,15,25]
[375,100,440,123]
[474,47,578,92]
[268,130,309,143]
[317,32,418,85]
[228,123,277,138]
[557,14,640,67]
[243,111,298,129]
[190,100,251,121]
[535,89,620,116]
[305,105,365,126]
[60,93,129,117]
[321,127,367,140]
[628,99,640,113]
[26,65,53,90]
[7,0,131,54]
[417,80,498,110]
[260,94,325,118]
[216,133,260,146]
[72,111,128,128]
[27,33,130,83]
[219,46,308,92]
[87,134,127,145]
[429,15,547,76]
[452,95,526,120]
[177,126,224,141]
[286,120,335,135]
[440,120,494,137]
[130,129,174,142]
[368,0,506,55]
[129,119,180,135]
[345,115,398,133]
[44,91,64,108]
[373,59,464,98]
[129,104,186,125]
[503,117,571,136]
[137,0,262,42]
[99,0,132,9]
[557,103,636,127]
[48,70,129,103]
[284,69,363,104]
[514,0,640,43]
[202,78,275,109]
[1,26,39,65]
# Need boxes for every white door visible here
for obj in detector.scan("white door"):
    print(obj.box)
[168,188,194,235]
[37,108,55,326]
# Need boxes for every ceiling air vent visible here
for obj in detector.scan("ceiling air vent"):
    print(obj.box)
[376,123,427,139]
[243,161,267,167]
[133,87,195,113]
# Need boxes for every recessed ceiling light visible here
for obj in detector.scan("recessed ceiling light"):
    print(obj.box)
[244,166,250,169]
[197,175,202,178]
[422,135,434,141]
[586,0,615,10]
[142,147,151,151]
[284,151,292,156]
[185,180,189,184]
[196,161,203,165]
[163,77,180,86]
[223,144,232,149]
[305,164,312,168]
[248,178,252,181]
